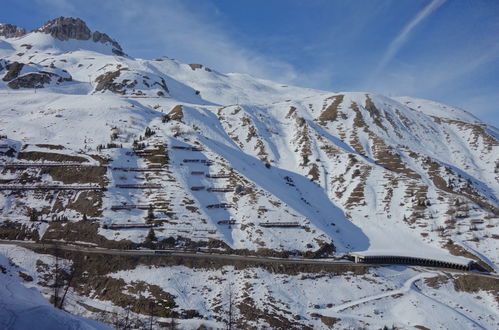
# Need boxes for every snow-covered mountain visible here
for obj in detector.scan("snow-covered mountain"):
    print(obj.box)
[0,17,497,328]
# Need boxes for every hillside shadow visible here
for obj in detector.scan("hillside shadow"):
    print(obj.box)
[200,137,370,253]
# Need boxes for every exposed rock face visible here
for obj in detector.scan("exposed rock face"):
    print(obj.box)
[92,31,125,56]
[94,69,130,95]
[2,61,24,81]
[8,73,51,89]
[188,63,212,72]
[94,68,168,96]
[0,24,26,38]
[7,71,72,89]
[36,17,125,56]
[37,17,91,41]
[154,77,169,94]
[1,60,72,88]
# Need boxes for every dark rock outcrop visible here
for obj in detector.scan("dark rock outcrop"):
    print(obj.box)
[36,17,125,56]
[8,73,51,89]
[0,23,26,38]
[7,71,72,89]
[94,69,130,95]
[188,63,212,72]
[94,68,168,96]
[92,31,125,56]
[37,17,91,41]
[153,77,169,94]
[2,61,24,81]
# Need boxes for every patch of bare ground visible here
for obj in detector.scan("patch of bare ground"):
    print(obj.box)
[424,274,449,289]
[66,190,104,217]
[318,94,344,124]
[17,187,103,218]
[18,271,33,282]
[222,121,245,149]
[241,118,269,163]
[348,102,369,155]
[40,166,107,185]
[286,106,297,119]
[414,326,431,330]
[403,181,430,224]
[423,157,498,215]
[0,220,40,241]
[345,162,372,209]
[364,94,386,131]
[372,142,420,179]
[17,151,88,163]
[444,240,493,272]
[140,144,168,167]
[168,104,183,121]
[237,296,311,330]
[88,154,109,165]
[309,313,340,327]
[41,220,135,249]
[350,102,421,180]
[254,139,269,163]
[293,117,321,181]
[381,173,398,212]
[308,163,320,181]
[383,110,403,138]
[452,274,499,302]
[317,135,340,157]
[441,118,498,151]
[34,144,65,150]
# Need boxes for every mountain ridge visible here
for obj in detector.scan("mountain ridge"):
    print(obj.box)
[0,16,497,263]
[0,17,498,329]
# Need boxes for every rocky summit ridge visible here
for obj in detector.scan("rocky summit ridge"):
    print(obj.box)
[0,23,26,38]
[1,16,124,56]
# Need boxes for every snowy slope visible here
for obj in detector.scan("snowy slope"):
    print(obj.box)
[2,244,497,330]
[0,17,498,329]
[0,249,110,330]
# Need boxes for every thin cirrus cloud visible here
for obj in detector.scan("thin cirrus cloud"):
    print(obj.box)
[366,0,447,85]
[31,0,300,85]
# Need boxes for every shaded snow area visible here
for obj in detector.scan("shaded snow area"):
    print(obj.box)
[0,247,110,330]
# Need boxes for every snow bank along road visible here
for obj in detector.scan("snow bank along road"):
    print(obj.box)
[1,240,497,279]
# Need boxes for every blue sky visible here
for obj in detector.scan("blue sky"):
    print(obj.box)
[2,0,498,126]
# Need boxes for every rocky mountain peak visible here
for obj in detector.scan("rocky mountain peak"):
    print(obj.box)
[36,17,125,56]
[0,23,26,38]
[37,17,91,41]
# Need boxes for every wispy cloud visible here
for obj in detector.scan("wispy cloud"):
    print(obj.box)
[369,0,446,80]
[29,0,300,84]
[11,0,499,126]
